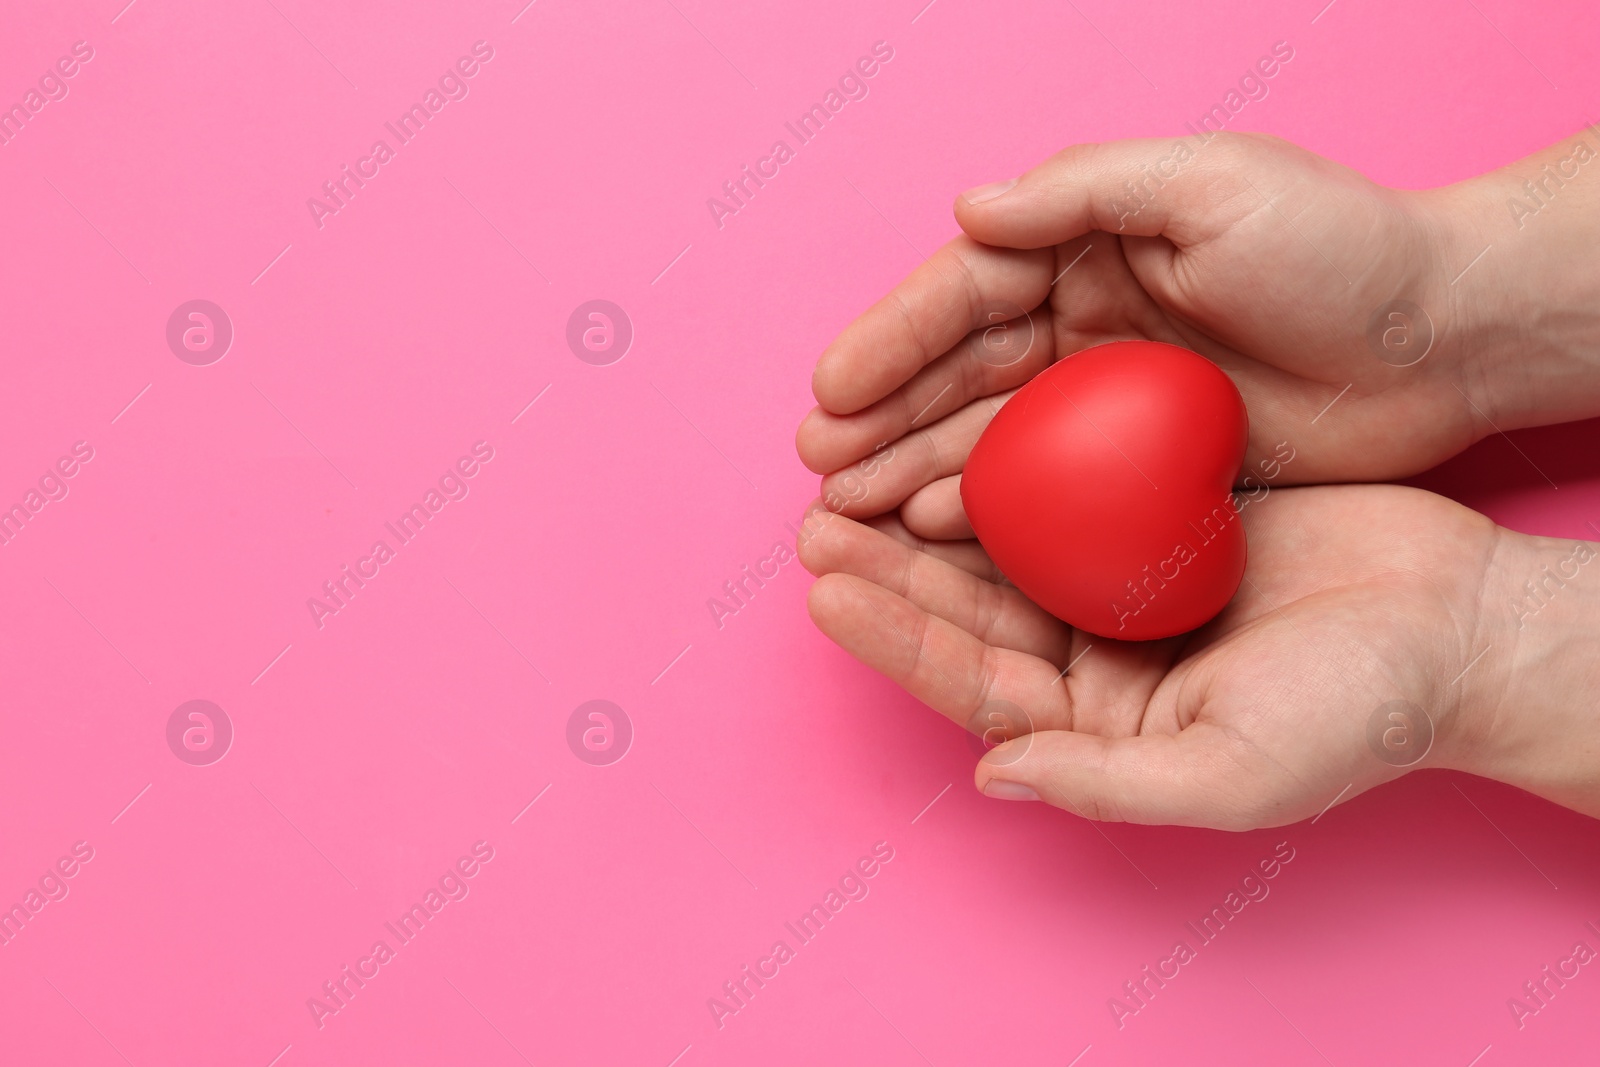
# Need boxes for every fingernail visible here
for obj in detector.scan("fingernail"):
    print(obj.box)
[983,780,1039,802]
[962,178,1017,205]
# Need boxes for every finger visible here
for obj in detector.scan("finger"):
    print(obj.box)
[900,475,973,540]
[798,510,1071,664]
[812,237,1053,416]
[818,393,1005,519]
[974,726,1280,830]
[797,309,1054,476]
[955,136,1257,251]
[806,573,1074,733]
[863,513,1000,581]
[798,500,999,580]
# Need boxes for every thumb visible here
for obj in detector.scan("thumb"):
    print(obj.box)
[953,134,1257,251]
[975,726,1282,830]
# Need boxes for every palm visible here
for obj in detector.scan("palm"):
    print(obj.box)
[800,483,1496,828]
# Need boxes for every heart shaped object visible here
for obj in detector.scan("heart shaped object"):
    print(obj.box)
[960,340,1249,641]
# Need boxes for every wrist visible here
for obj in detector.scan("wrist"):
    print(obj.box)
[1452,524,1600,816]
[1417,129,1600,430]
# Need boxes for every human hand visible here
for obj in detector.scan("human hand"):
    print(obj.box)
[798,480,1600,828]
[797,131,1600,541]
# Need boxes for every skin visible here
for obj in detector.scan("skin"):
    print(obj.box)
[795,130,1600,828]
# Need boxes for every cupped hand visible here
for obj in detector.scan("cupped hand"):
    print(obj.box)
[798,481,1503,829]
[797,132,1489,542]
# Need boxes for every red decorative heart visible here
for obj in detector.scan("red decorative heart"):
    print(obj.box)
[960,341,1249,640]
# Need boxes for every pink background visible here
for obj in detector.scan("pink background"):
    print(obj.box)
[2,0,1598,1063]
